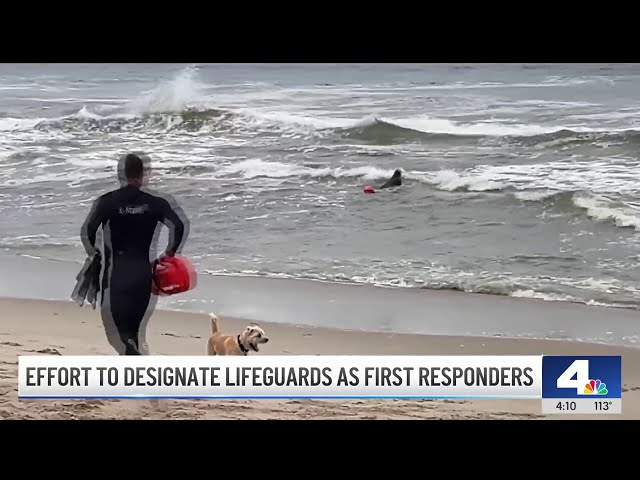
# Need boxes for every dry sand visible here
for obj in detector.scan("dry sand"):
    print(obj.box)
[0,296,638,420]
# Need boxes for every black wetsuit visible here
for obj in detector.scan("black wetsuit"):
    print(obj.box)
[82,185,186,355]
[379,170,402,189]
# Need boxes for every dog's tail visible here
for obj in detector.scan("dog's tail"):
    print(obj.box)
[210,313,219,334]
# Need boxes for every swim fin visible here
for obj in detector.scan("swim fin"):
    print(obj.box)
[71,250,102,309]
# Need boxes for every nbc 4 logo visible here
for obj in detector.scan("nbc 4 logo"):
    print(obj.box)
[557,359,608,395]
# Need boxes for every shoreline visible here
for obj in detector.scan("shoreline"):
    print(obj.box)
[1,296,639,419]
[1,251,640,348]
[204,271,640,312]
[7,250,640,313]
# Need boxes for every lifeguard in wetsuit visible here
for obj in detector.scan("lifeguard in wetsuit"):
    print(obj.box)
[81,153,189,355]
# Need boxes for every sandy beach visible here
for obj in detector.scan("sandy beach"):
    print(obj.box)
[1,296,638,420]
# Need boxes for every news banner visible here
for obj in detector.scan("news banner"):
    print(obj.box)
[17,355,622,414]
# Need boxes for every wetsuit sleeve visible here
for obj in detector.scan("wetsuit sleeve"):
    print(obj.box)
[158,197,187,256]
[81,195,107,257]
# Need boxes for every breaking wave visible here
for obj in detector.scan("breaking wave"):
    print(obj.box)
[3,66,639,153]
[2,66,639,147]
[9,107,640,147]
[571,194,640,230]
[414,168,640,231]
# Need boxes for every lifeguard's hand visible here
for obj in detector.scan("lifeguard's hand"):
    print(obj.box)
[159,251,175,262]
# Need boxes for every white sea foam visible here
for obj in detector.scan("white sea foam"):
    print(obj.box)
[214,158,392,181]
[125,67,206,115]
[513,190,560,201]
[0,117,45,131]
[413,169,506,191]
[572,193,640,230]
[409,159,640,197]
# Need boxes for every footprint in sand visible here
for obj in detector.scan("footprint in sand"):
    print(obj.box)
[69,401,105,410]
[148,399,169,412]
[31,348,62,355]
[162,332,183,338]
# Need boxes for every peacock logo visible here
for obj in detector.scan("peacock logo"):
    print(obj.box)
[583,379,608,395]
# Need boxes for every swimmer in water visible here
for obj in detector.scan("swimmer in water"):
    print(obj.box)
[379,169,402,189]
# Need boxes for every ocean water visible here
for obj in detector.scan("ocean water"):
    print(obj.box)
[1,63,639,310]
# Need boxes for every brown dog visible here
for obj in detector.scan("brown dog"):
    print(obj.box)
[206,313,269,356]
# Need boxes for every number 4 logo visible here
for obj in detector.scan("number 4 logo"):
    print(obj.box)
[556,360,590,395]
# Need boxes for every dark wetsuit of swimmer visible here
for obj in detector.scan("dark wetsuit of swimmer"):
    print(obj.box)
[82,184,186,355]
[379,169,402,189]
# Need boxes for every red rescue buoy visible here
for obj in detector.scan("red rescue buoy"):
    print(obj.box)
[364,185,375,194]
[151,255,198,296]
